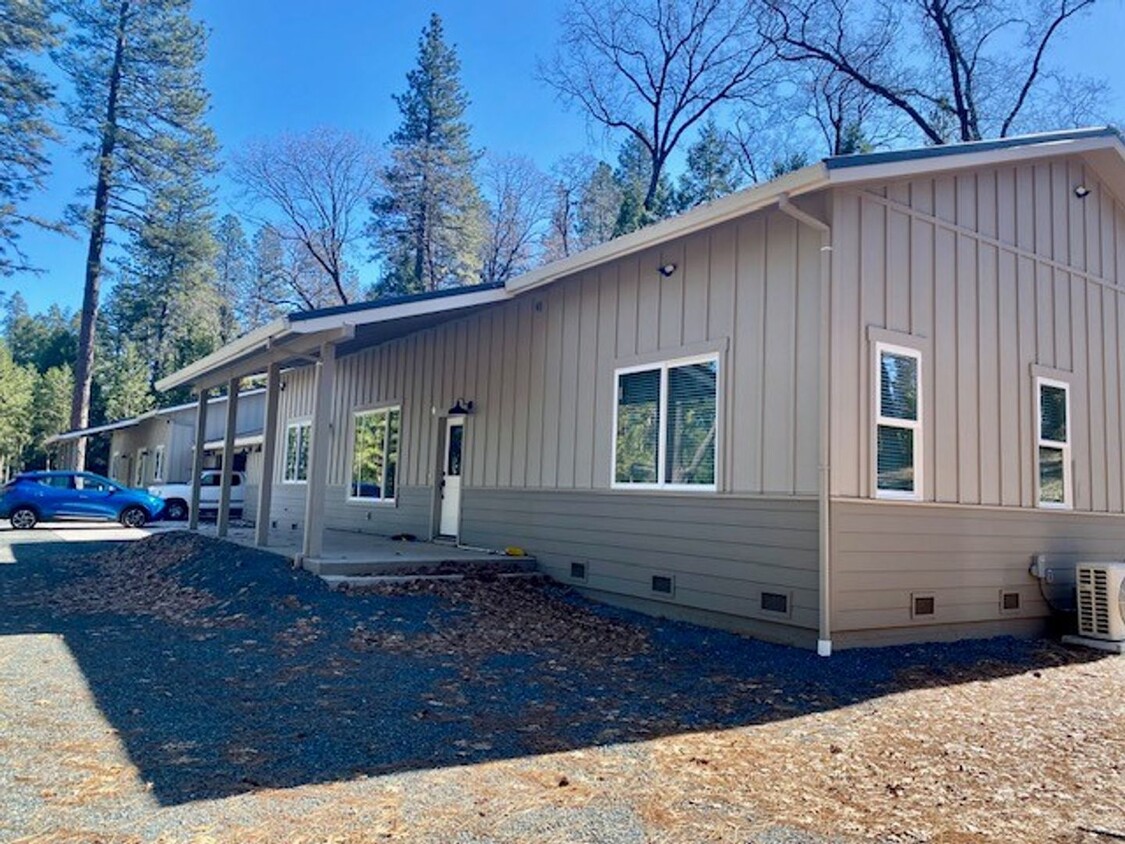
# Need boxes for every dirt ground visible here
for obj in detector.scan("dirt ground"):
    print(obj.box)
[0,529,1123,843]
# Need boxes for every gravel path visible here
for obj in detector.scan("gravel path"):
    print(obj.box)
[0,528,1119,843]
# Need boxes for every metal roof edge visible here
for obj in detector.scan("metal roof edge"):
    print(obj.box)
[825,126,1122,171]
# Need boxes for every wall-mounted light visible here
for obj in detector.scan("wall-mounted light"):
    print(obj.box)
[658,262,678,277]
[1074,185,1091,199]
[447,398,474,416]
[279,381,287,391]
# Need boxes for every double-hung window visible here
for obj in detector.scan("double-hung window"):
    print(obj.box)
[283,421,311,483]
[350,406,401,502]
[1036,378,1071,508]
[875,343,921,499]
[613,355,718,490]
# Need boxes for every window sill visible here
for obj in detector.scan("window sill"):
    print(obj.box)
[281,479,308,485]
[346,497,397,506]
[875,490,921,501]
[1037,501,1072,510]
[610,483,718,493]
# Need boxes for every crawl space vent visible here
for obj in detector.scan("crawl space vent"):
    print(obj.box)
[570,561,587,581]
[912,594,936,617]
[761,591,789,614]
[1001,591,1021,611]
[651,574,674,595]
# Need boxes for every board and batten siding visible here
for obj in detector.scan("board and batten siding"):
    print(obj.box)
[828,153,1125,643]
[269,204,824,499]
[830,154,1125,508]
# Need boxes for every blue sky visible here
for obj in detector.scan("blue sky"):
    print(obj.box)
[7,0,1125,314]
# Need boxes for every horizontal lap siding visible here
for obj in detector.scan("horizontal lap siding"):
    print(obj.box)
[831,499,1125,638]
[831,156,1125,511]
[461,489,820,634]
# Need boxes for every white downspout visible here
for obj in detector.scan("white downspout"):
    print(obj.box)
[778,195,833,657]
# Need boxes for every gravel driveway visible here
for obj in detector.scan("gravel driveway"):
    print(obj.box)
[0,528,1120,843]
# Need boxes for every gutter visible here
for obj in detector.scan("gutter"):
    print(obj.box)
[778,195,833,658]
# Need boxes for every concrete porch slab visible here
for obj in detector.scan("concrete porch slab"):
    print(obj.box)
[196,522,534,576]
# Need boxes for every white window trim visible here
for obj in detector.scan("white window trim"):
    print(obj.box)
[153,445,165,483]
[1036,376,1072,510]
[282,419,312,484]
[874,341,923,501]
[347,404,402,504]
[611,352,720,492]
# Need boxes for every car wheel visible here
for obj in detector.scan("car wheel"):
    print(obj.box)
[120,506,148,529]
[9,506,37,530]
[164,499,188,521]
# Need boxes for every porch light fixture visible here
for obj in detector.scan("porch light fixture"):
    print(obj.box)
[447,398,474,416]
[658,262,678,277]
[1074,185,1090,199]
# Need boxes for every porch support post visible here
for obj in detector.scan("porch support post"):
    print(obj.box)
[188,388,209,531]
[301,342,336,563]
[255,362,281,547]
[217,377,240,538]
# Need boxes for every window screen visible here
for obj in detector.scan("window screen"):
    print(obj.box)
[875,346,921,497]
[665,361,717,485]
[615,369,660,484]
[351,407,401,501]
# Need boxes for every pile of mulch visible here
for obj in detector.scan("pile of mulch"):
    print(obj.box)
[39,532,229,626]
[347,578,650,664]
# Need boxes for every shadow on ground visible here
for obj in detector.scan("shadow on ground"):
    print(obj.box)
[0,529,1106,807]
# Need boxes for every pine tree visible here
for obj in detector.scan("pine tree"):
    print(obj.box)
[214,213,250,342]
[613,135,673,237]
[56,0,216,469]
[575,162,621,250]
[0,0,58,275]
[28,364,74,467]
[0,339,35,478]
[676,117,744,211]
[370,13,484,295]
[96,340,153,420]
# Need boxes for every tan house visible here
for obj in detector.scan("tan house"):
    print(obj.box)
[50,390,266,488]
[157,127,1125,653]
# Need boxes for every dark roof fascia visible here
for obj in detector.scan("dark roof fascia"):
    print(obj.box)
[825,126,1122,172]
[287,280,507,324]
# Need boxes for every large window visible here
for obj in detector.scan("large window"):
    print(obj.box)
[613,355,718,490]
[1037,377,1071,508]
[284,421,311,483]
[350,406,401,502]
[875,343,921,499]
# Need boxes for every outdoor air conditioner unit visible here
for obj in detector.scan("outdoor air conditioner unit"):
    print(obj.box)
[1076,562,1125,641]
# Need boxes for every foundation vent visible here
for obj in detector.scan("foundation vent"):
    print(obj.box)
[1000,591,1021,612]
[651,574,675,596]
[761,591,789,615]
[912,593,936,618]
[570,561,587,582]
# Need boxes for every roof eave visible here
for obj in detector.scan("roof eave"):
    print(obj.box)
[505,162,830,295]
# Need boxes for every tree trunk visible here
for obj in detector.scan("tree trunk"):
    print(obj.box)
[70,0,129,471]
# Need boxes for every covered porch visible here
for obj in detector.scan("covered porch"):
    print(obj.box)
[153,284,511,564]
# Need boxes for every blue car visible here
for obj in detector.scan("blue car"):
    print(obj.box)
[0,471,167,530]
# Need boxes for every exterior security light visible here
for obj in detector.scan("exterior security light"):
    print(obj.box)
[1074,185,1091,198]
[658,263,678,277]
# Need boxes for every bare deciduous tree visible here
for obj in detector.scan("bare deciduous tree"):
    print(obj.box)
[232,127,378,306]
[479,153,551,284]
[762,0,1100,144]
[541,0,776,214]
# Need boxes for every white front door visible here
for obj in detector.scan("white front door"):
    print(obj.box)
[439,417,464,537]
